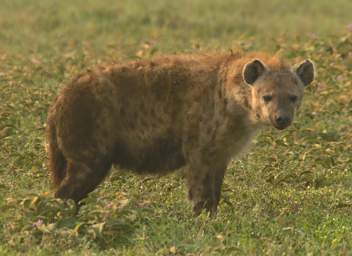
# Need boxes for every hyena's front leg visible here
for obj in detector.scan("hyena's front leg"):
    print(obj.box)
[186,154,227,216]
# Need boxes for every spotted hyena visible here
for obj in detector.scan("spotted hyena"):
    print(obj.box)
[46,52,315,215]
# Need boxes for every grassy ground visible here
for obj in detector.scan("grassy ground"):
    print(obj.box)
[1,0,352,255]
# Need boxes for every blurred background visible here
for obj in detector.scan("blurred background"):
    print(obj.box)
[1,0,351,56]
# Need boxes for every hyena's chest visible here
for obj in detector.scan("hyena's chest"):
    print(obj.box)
[208,113,256,159]
[227,118,257,158]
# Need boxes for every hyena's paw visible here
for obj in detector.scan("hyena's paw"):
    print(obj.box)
[191,198,218,217]
[189,188,218,216]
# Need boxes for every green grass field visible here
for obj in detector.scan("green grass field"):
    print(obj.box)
[1,0,352,255]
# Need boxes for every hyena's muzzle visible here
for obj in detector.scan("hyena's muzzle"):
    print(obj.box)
[271,111,293,130]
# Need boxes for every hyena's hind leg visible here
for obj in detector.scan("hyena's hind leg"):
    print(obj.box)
[55,158,112,204]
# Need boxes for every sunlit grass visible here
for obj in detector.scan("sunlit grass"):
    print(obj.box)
[1,0,352,255]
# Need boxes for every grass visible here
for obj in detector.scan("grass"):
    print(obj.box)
[1,0,352,255]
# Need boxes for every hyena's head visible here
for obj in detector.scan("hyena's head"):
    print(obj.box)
[243,58,315,130]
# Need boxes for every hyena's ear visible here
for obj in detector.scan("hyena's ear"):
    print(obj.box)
[242,59,267,85]
[295,59,315,86]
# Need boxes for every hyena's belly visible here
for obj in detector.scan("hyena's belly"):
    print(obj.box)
[112,136,186,174]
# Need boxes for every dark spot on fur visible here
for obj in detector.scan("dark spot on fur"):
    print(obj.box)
[101,130,108,138]
[206,126,212,135]
[120,108,126,117]
[139,117,149,127]
[218,88,222,99]
[128,120,136,130]
[150,108,157,118]
[215,120,220,128]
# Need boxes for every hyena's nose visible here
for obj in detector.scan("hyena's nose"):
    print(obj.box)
[275,115,291,130]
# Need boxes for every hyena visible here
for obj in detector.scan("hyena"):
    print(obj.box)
[46,52,314,215]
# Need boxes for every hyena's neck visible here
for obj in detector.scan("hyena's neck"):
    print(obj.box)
[217,58,263,131]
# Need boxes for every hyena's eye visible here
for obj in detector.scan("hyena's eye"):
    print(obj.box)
[289,95,298,103]
[262,95,273,103]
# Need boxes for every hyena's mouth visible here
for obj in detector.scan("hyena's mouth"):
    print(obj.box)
[273,123,290,130]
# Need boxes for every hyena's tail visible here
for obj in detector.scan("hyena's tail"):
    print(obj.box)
[46,115,67,188]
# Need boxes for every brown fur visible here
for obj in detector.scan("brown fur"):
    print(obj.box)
[46,52,314,215]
